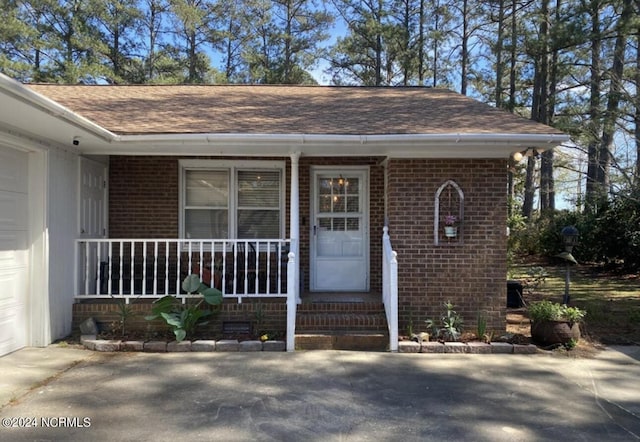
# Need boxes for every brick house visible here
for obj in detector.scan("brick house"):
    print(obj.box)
[0,74,568,354]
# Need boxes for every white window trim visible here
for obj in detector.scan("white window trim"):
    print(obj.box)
[179,159,286,240]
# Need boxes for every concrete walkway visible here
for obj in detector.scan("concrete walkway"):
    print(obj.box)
[0,345,639,441]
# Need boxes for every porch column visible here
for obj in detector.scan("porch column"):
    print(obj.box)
[289,152,301,304]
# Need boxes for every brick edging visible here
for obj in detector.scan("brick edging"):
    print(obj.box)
[397,341,538,354]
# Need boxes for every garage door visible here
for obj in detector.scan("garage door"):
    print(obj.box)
[0,146,29,356]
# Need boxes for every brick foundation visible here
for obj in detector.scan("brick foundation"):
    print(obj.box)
[73,299,287,340]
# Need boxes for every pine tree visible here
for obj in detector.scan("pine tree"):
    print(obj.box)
[93,0,145,83]
[0,1,40,81]
[328,0,390,85]
[167,0,220,83]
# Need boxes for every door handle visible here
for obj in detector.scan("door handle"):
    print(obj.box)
[313,225,317,236]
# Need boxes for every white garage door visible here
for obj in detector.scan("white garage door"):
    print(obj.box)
[0,146,29,357]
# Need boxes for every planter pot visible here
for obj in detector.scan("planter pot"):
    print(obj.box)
[531,320,581,345]
[444,226,458,238]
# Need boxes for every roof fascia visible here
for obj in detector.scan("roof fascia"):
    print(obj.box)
[0,73,118,143]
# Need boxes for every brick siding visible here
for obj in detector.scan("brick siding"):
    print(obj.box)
[386,159,508,334]
[109,157,179,238]
[109,155,385,294]
[106,155,507,335]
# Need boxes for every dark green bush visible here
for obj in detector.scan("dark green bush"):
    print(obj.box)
[509,190,640,271]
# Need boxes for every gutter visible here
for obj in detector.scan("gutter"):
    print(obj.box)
[0,73,118,143]
[118,132,570,148]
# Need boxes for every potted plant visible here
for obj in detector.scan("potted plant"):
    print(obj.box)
[443,215,459,238]
[528,300,586,346]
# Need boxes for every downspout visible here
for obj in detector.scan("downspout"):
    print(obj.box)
[290,152,301,304]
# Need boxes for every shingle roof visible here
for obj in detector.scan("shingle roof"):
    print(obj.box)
[26,84,563,136]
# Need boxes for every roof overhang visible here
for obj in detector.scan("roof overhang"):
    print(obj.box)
[0,73,570,158]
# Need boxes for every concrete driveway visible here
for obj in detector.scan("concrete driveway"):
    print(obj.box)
[1,346,639,441]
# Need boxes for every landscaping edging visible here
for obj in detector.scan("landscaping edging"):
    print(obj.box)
[81,335,538,354]
[81,335,286,352]
[397,341,538,354]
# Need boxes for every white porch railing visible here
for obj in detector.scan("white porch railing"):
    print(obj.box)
[76,239,292,303]
[382,226,399,352]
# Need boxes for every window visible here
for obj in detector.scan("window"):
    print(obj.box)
[184,170,229,238]
[180,161,284,239]
[317,176,361,231]
[237,170,281,238]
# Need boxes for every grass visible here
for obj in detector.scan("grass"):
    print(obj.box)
[510,261,640,345]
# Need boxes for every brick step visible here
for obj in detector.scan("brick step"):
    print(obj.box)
[296,312,388,332]
[295,300,389,350]
[297,302,385,313]
[295,332,389,351]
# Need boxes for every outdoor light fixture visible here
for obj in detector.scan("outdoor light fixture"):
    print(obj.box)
[560,225,579,304]
[512,148,542,162]
[561,225,579,253]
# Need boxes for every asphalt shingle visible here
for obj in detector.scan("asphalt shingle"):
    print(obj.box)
[27,84,563,136]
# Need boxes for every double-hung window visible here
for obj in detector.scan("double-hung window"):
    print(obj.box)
[181,160,284,239]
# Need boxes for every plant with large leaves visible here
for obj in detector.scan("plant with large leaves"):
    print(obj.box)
[145,274,223,342]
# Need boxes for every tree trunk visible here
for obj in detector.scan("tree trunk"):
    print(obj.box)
[188,31,197,83]
[597,0,632,196]
[418,0,425,84]
[538,0,554,212]
[461,0,469,95]
[375,0,383,86]
[402,0,410,85]
[225,16,234,81]
[432,0,440,87]
[506,0,517,213]
[584,0,603,212]
[636,5,640,186]
[495,0,505,107]
[507,0,517,111]
[284,2,292,83]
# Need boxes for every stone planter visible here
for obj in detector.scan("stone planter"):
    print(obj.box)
[531,320,580,345]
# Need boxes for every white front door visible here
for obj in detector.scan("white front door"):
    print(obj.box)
[0,146,29,356]
[311,168,368,291]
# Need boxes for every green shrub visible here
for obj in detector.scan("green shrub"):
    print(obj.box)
[528,300,586,323]
[425,301,464,342]
[145,274,223,341]
[508,189,640,271]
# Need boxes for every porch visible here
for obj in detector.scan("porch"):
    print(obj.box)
[75,232,399,351]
